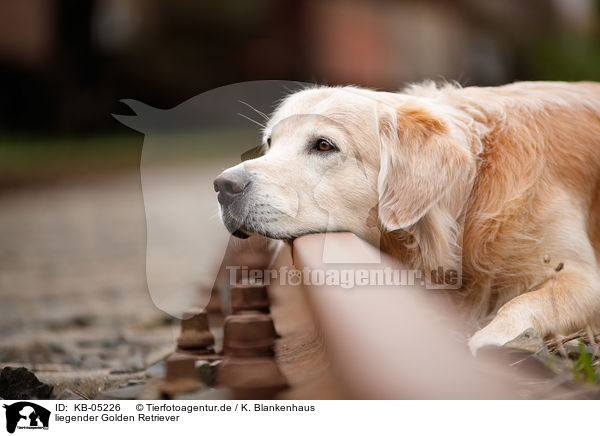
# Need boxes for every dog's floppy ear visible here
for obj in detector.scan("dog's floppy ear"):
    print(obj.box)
[377,100,473,230]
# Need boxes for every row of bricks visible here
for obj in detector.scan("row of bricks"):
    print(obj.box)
[160,242,289,399]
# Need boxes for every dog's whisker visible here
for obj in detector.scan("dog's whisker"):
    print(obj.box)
[238,100,269,121]
[237,112,266,129]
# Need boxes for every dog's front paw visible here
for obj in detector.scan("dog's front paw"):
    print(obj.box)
[468,318,532,356]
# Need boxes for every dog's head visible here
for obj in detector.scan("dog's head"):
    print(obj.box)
[214,86,475,245]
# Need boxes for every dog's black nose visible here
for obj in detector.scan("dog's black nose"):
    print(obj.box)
[214,170,250,205]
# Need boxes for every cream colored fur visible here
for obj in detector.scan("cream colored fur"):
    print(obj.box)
[218,81,600,353]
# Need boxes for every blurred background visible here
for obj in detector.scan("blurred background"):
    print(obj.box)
[2,0,600,183]
[1,0,600,396]
[2,0,600,133]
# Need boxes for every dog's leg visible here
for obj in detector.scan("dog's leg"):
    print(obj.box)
[468,265,600,354]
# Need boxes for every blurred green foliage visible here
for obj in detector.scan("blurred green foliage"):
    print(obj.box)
[0,129,254,188]
[0,134,142,188]
[526,0,600,81]
[572,340,599,384]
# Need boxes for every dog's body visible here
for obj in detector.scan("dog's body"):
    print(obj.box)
[214,81,600,352]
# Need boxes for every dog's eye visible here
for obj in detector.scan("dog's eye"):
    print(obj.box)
[315,138,336,152]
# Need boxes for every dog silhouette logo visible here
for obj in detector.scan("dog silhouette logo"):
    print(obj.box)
[3,402,50,433]
[112,80,306,317]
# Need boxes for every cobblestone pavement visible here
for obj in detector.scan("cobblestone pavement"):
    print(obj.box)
[0,161,232,398]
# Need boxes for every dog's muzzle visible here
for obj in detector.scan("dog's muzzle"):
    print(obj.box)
[213,169,250,206]
[214,169,251,238]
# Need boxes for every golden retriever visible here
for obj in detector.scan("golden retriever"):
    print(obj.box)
[214,81,600,353]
